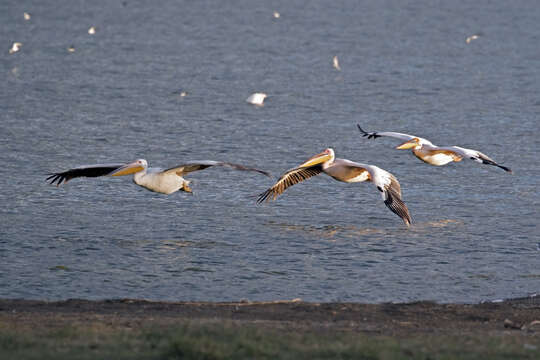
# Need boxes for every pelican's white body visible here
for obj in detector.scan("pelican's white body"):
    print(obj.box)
[133,168,189,194]
[412,144,457,166]
[322,157,394,200]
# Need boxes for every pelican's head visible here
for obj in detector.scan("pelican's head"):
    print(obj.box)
[396,137,422,150]
[110,159,147,176]
[299,148,335,168]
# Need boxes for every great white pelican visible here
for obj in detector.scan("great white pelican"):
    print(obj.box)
[357,125,511,173]
[257,148,412,226]
[47,159,271,195]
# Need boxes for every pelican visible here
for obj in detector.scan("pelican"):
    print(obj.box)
[257,148,412,226]
[357,125,512,173]
[47,159,271,195]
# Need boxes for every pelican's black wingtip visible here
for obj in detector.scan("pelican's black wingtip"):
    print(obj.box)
[356,124,379,139]
[260,170,273,178]
[501,165,512,173]
[356,124,368,136]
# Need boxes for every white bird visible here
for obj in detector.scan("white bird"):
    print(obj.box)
[258,148,412,226]
[24,12,31,20]
[273,11,280,19]
[466,34,479,44]
[246,93,267,106]
[88,26,96,35]
[333,55,341,71]
[357,125,511,173]
[9,42,22,54]
[47,159,271,195]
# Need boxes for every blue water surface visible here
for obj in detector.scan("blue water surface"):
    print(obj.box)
[1,0,538,303]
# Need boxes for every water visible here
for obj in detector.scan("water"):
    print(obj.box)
[1,0,539,303]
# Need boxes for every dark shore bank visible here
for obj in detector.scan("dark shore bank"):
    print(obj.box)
[1,296,540,359]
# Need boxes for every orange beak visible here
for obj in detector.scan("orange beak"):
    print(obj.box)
[298,150,332,168]
[396,139,419,150]
[109,161,145,176]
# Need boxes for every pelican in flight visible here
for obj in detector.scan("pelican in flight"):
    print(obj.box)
[257,148,412,226]
[47,159,271,195]
[357,125,512,173]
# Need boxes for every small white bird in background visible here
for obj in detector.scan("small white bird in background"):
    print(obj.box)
[88,26,96,35]
[466,34,479,44]
[273,11,280,19]
[67,45,76,53]
[333,55,341,71]
[9,42,22,54]
[246,93,267,106]
[23,12,31,21]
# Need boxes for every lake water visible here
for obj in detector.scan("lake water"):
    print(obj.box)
[1,0,539,303]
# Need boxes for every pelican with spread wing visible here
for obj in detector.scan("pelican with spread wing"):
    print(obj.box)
[257,148,412,226]
[47,159,271,194]
[357,125,511,173]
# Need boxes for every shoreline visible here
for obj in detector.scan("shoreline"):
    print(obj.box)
[2,295,540,333]
[2,297,539,359]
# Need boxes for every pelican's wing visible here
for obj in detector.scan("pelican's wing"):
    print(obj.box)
[46,163,125,186]
[359,164,412,226]
[357,124,431,144]
[162,161,271,177]
[442,146,512,173]
[257,165,324,203]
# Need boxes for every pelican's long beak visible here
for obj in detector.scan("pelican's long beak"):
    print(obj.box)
[109,161,145,176]
[396,139,418,150]
[299,151,332,168]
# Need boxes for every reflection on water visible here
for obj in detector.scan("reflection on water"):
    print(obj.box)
[264,221,385,239]
[421,219,463,228]
[265,218,463,239]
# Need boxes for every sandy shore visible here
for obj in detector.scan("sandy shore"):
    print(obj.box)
[2,296,540,359]
[2,296,540,336]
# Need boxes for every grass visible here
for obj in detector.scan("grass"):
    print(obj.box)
[1,320,539,360]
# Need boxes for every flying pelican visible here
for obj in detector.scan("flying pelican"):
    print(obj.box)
[257,148,412,226]
[357,125,512,173]
[47,159,271,195]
